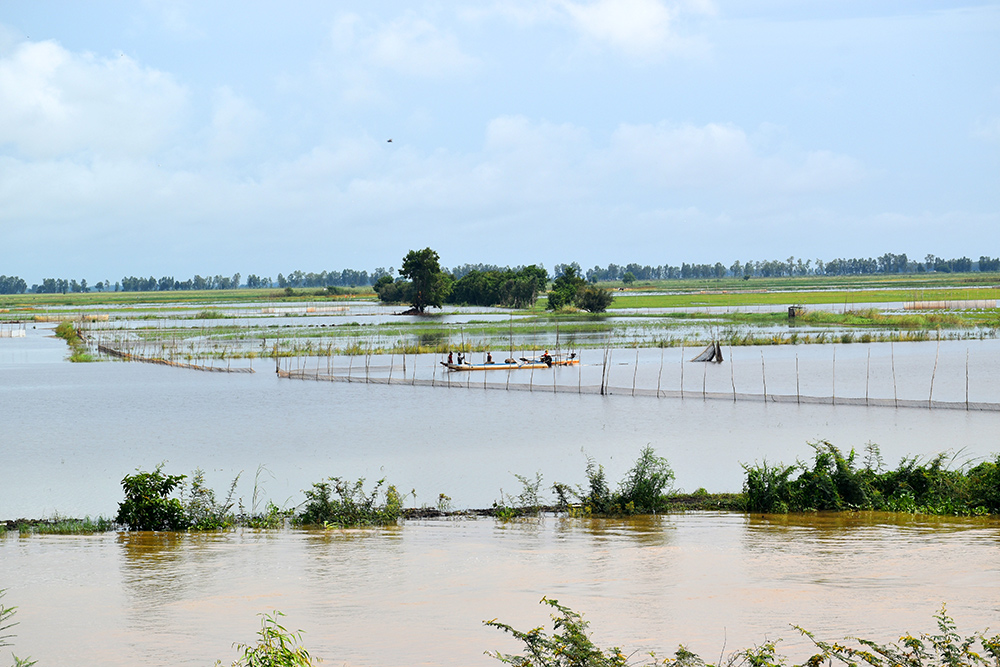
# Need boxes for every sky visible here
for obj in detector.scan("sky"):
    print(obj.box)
[1,0,998,284]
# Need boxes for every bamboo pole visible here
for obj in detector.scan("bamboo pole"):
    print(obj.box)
[966,348,970,410]
[657,346,664,398]
[760,350,767,401]
[865,348,871,406]
[632,347,639,397]
[891,341,897,408]
[929,336,940,407]
[679,344,685,399]
[730,345,736,402]
[831,345,836,406]
[795,353,800,405]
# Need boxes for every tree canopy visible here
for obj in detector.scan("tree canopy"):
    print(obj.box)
[448,265,548,308]
[399,248,452,313]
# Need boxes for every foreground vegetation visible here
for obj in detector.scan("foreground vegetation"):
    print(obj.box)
[487,598,1000,667]
[6,589,999,667]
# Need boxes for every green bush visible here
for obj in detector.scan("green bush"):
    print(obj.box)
[296,477,403,527]
[742,442,1000,515]
[116,464,188,530]
[486,597,632,667]
[564,447,675,516]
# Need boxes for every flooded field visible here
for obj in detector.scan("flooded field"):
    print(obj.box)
[3,513,999,666]
[2,324,1000,665]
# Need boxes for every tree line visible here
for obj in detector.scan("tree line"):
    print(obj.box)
[374,249,614,313]
[584,253,1000,282]
[5,252,1000,295]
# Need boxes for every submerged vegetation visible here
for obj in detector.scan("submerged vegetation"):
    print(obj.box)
[296,477,404,528]
[487,598,1000,667]
[7,442,1000,534]
[743,441,1000,515]
[52,320,93,362]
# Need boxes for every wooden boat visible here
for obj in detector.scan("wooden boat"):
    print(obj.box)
[440,360,548,371]
[440,352,579,371]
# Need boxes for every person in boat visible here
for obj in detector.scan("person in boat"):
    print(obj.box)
[486,352,493,364]
[457,352,465,365]
[447,351,453,365]
[540,350,552,366]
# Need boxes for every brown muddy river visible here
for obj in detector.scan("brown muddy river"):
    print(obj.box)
[3,513,999,666]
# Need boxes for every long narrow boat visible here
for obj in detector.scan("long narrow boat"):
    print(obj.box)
[440,360,549,371]
[440,353,579,371]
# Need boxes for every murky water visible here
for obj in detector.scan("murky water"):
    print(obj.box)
[3,327,1000,665]
[3,514,999,666]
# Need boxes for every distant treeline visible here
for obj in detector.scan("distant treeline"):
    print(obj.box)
[5,252,1000,295]
[583,253,1000,282]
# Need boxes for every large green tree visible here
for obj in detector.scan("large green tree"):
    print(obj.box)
[545,265,586,310]
[399,248,452,313]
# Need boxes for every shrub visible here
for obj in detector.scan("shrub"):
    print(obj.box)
[184,468,240,530]
[485,597,632,667]
[564,448,674,516]
[577,286,614,313]
[296,477,403,527]
[618,446,675,513]
[116,464,188,530]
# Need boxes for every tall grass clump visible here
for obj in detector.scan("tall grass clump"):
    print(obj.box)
[295,477,403,528]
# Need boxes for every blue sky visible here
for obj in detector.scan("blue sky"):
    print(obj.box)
[1,1,997,283]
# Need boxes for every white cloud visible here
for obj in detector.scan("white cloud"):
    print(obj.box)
[0,40,188,159]
[558,0,677,59]
[330,13,478,79]
[370,15,478,77]
[207,86,264,161]
[471,0,714,61]
[607,121,865,192]
[972,116,1000,142]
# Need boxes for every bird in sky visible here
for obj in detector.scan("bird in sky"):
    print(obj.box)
[387,139,392,143]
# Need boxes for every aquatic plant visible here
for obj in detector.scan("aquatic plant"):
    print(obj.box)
[295,477,403,527]
[0,590,36,667]
[494,472,546,519]
[223,611,314,667]
[53,319,94,362]
[13,516,113,535]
